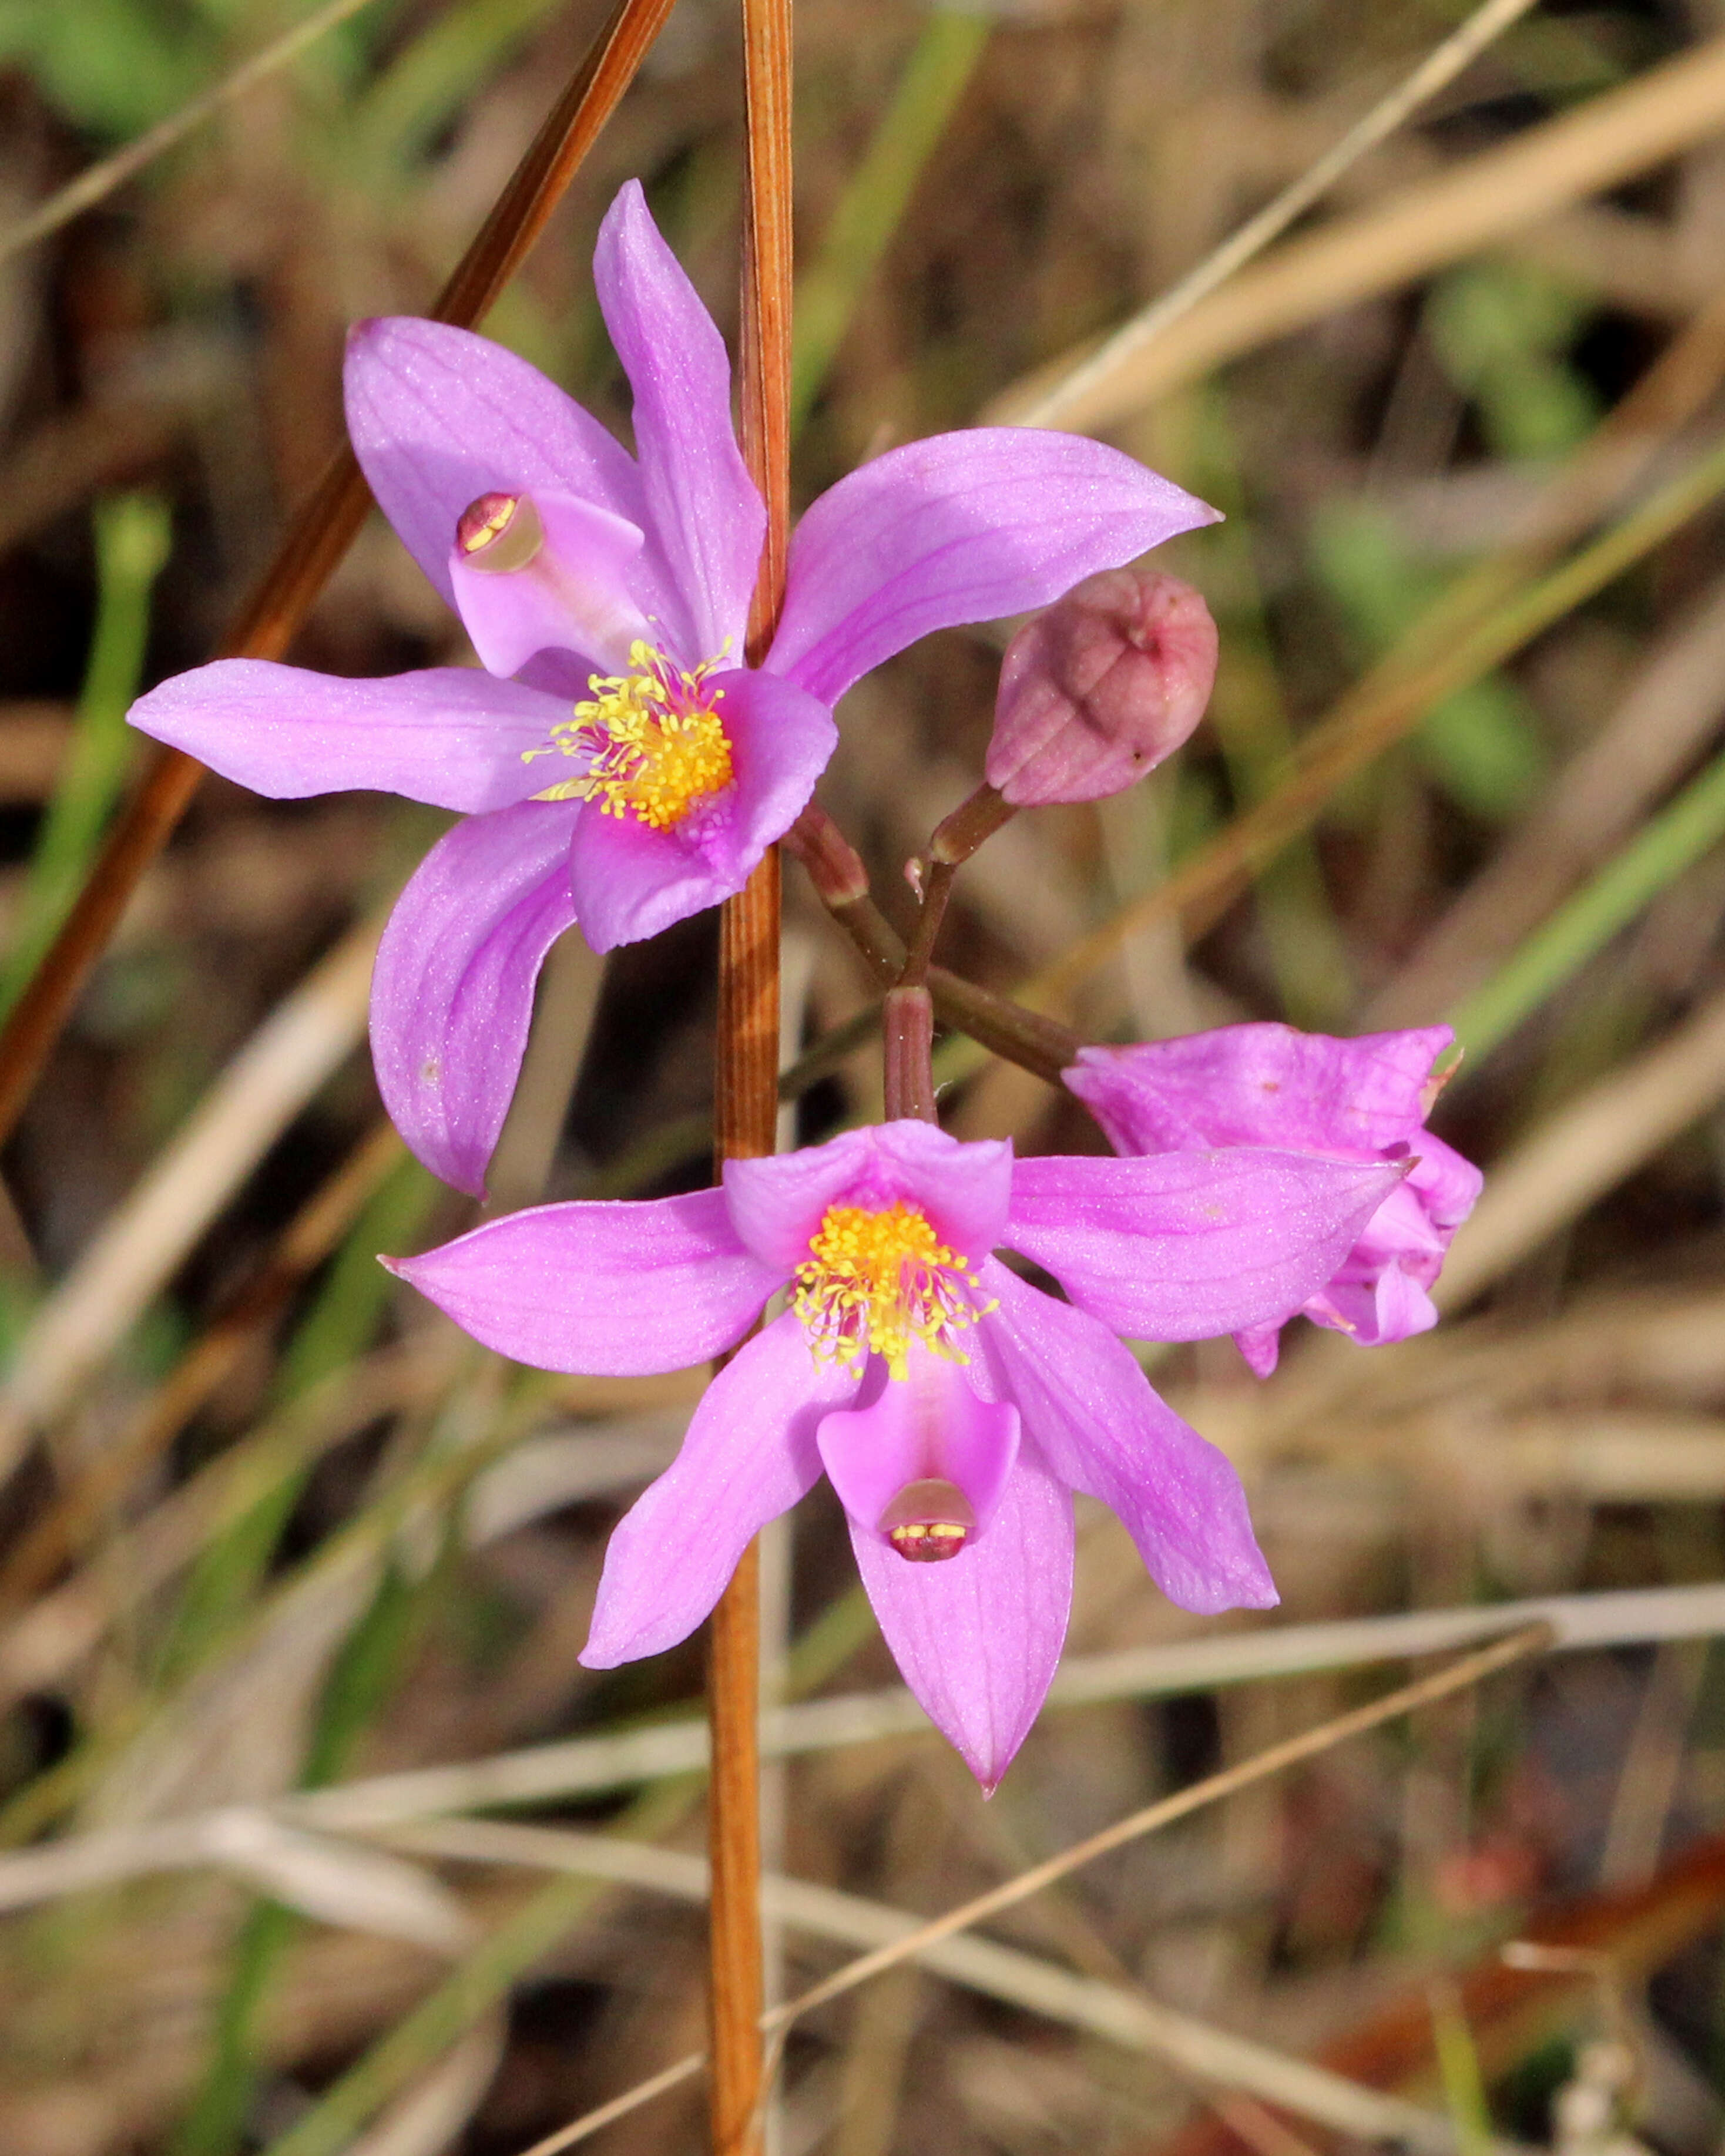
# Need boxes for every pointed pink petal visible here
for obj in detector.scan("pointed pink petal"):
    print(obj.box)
[1064,1025,1454,1157]
[449,491,650,677]
[979,1262,1276,1616]
[850,1439,1072,1791]
[370,800,579,1195]
[127,660,561,812]
[1007,1148,1402,1340]
[1233,1323,1283,1378]
[817,1348,1019,1539]
[565,668,835,952]
[344,317,665,617]
[592,182,765,661]
[386,1187,779,1374]
[722,1121,1013,1275]
[582,1311,854,1665]
[767,431,1219,708]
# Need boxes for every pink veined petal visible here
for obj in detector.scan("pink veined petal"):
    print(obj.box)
[385,1186,780,1375]
[344,317,656,616]
[564,669,837,953]
[978,1261,1277,1616]
[581,1311,855,1666]
[722,1122,1013,1275]
[1006,1148,1402,1341]
[1063,1025,1454,1157]
[849,1436,1073,1792]
[817,1346,1020,1542]
[766,429,1219,709]
[592,182,765,663]
[448,491,652,679]
[126,660,562,813]
[370,798,580,1196]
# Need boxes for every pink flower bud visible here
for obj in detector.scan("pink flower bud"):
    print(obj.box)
[985,568,1218,807]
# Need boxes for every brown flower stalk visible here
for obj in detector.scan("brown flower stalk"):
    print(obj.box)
[707,1,794,2151]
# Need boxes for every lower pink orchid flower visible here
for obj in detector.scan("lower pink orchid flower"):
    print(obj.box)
[390,1119,1402,1787]
[1063,1023,1483,1378]
[126,180,1216,1200]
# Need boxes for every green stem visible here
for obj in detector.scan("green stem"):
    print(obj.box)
[0,493,170,1023]
[790,10,990,432]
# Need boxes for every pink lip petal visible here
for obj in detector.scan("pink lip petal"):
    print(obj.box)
[848,1438,1073,1793]
[448,489,652,679]
[816,1345,1020,1542]
[344,315,649,614]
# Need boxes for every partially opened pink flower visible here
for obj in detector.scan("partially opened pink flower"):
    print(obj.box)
[390,1119,1401,1786]
[127,182,1217,1198]
[1064,1024,1482,1377]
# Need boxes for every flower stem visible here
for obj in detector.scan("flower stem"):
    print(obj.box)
[0,0,682,1153]
[883,985,937,1120]
[712,0,793,2145]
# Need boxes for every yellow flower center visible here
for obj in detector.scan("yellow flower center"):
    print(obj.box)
[792,1200,988,1382]
[525,640,733,831]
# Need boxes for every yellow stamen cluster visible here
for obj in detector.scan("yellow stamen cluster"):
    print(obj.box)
[793,1200,986,1382]
[525,642,733,830]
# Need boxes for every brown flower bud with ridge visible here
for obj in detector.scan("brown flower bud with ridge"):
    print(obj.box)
[985,567,1217,807]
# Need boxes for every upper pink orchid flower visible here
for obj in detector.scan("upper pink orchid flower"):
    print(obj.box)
[1064,1024,1483,1377]
[390,1119,1401,1787]
[126,181,1217,1198]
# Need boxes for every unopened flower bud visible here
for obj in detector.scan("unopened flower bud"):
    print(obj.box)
[985,568,1218,807]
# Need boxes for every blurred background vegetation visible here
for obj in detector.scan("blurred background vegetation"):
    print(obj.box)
[8,0,1725,2151]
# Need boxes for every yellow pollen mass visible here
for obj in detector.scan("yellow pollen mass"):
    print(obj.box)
[792,1200,988,1382]
[524,640,733,830]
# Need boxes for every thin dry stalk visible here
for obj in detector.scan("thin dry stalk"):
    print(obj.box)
[707,2,794,2148]
[994,33,1725,431]
[510,1627,1552,2156]
[0,0,380,266]
[0,0,682,1151]
[1011,0,1541,434]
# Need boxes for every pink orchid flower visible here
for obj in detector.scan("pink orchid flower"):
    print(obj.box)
[127,181,1216,1198]
[390,1119,1401,1787]
[1064,1023,1483,1378]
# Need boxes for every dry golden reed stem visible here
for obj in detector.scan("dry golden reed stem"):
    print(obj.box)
[708,1,794,2147]
[514,1626,1553,2156]
[0,0,680,1150]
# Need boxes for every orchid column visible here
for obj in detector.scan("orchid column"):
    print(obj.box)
[709,0,794,2150]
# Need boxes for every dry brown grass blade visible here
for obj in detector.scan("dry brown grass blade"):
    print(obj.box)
[0,0,681,1153]
[1145,1827,1725,2156]
[511,1628,1551,2155]
[992,33,1725,432]
[0,1116,404,1613]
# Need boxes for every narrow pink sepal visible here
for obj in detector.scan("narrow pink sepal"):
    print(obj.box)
[978,1262,1277,1616]
[1006,1148,1403,1341]
[369,799,579,1195]
[581,1311,854,1666]
[385,1187,780,1376]
[126,659,562,813]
